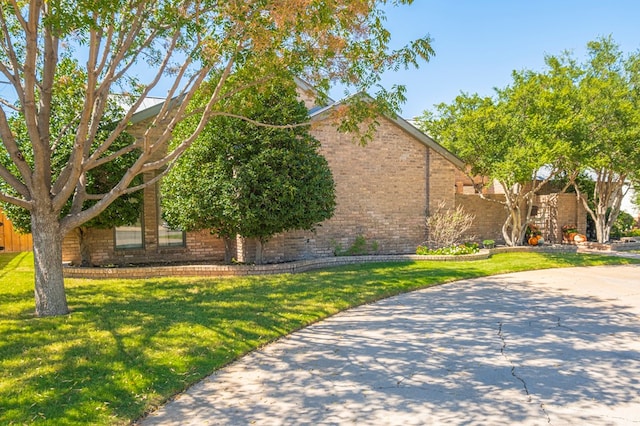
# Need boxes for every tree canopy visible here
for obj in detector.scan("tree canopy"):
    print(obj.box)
[419,69,570,245]
[0,58,143,264]
[0,0,433,316]
[568,38,640,242]
[161,76,335,263]
[419,36,640,245]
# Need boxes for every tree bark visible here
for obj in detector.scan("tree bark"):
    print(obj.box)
[78,227,92,266]
[32,210,69,317]
[575,177,626,244]
[502,196,525,246]
[255,239,264,265]
[223,235,234,264]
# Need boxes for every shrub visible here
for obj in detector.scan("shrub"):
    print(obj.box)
[416,242,479,256]
[611,211,636,239]
[333,235,379,256]
[623,229,640,237]
[482,239,495,248]
[424,201,475,249]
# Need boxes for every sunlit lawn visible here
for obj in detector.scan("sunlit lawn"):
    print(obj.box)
[1,251,638,425]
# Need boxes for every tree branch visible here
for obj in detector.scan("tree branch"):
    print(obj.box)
[53,11,177,211]
[0,191,31,210]
[0,163,30,198]
[0,106,34,189]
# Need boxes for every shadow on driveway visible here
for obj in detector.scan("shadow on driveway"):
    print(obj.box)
[141,265,640,425]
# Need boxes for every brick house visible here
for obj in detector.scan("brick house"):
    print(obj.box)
[61,86,466,265]
[60,83,588,265]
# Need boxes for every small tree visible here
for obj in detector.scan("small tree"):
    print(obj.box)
[161,77,336,264]
[424,201,475,249]
[611,211,635,239]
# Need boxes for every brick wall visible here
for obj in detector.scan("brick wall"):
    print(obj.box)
[62,118,228,265]
[62,203,228,266]
[245,115,458,263]
[455,194,508,243]
[455,192,587,245]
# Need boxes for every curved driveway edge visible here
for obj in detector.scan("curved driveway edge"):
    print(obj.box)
[140,265,640,425]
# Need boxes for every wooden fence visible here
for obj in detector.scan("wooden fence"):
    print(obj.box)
[0,209,32,252]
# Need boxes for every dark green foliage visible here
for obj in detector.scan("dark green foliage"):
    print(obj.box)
[611,211,635,239]
[161,76,336,256]
[0,58,142,234]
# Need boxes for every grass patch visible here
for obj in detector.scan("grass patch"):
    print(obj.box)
[1,251,637,424]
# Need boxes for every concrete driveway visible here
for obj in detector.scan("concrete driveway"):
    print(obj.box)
[141,265,640,425]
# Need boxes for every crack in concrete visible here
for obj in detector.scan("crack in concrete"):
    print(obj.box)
[551,314,575,332]
[498,321,552,424]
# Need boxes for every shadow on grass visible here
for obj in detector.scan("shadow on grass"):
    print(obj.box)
[0,254,638,424]
[1,260,493,424]
[0,252,31,282]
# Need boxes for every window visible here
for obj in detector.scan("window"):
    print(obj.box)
[158,220,185,247]
[115,217,144,249]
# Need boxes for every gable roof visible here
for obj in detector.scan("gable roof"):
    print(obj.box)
[293,76,335,106]
[309,95,465,170]
[130,95,184,125]
[126,83,464,170]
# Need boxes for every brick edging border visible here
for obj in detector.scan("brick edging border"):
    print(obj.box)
[63,245,584,280]
[64,251,490,279]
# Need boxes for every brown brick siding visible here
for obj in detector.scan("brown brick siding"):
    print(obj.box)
[455,192,587,245]
[455,194,508,243]
[62,113,458,265]
[62,105,591,265]
[62,117,228,265]
[249,116,458,263]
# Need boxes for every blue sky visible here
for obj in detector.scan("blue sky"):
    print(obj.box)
[368,0,640,119]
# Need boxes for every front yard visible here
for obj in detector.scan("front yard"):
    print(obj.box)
[1,251,637,425]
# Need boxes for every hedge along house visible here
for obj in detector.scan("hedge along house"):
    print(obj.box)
[61,82,466,266]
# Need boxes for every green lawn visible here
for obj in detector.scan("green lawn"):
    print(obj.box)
[1,251,638,425]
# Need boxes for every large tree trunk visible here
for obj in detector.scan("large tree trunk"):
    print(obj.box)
[502,193,527,246]
[594,202,609,243]
[595,217,610,243]
[32,211,69,317]
[576,176,625,244]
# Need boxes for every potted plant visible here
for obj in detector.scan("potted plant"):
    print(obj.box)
[562,224,578,243]
[525,223,542,246]
[482,239,495,249]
